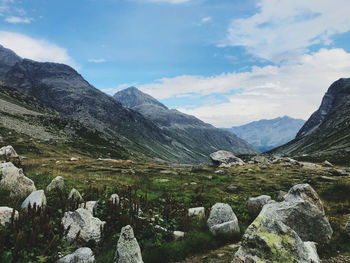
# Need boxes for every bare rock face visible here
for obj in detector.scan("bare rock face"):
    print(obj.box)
[0,162,36,198]
[21,190,47,210]
[46,176,65,192]
[210,151,245,167]
[207,203,240,237]
[114,225,143,263]
[62,208,106,242]
[246,195,273,217]
[57,247,95,263]
[0,206,19,226]
[0,145,18,157]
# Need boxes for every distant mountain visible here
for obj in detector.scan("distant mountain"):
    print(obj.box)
[224,116,305,152]
[271,78,350,164]
[114,87,258,162]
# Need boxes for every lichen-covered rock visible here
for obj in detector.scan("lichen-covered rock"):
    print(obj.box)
[21,190,47,210]
[46,176,65,192]
[57,247,95,263]
[345,217,350,237]
[0,162,36,198]
[62,208,105,242]
[233,216,320,263]
[68,188,83,202]
[210,151,245,167]
[188,207,205,219]
[114,225,143,263]
[0,145,18,157]
[246,195,272,217]
[0,206,18,226]
[207,203,240,237]
[79,201,98,214]
[110,194,120,205]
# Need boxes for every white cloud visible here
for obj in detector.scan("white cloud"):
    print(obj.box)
[0,31,75,67]
[139,48,350,127]
[5,16,32,23]
[198,16,212,25]
[88,58,106,63]
[224,0,350,62]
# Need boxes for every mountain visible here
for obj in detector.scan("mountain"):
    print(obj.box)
[271,78,350,164]
[224,116,305,152]
[0,45,257,163]
[114,87,258,162]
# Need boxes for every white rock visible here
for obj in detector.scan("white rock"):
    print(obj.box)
[79,201,98,214]
[0,145,18,157]
[68,188,84,202]
[0,206,19,226]
[46,176,65,191]
[57,247,95,263]
[110,194,120,205]
[210,150,245,167]
[114,225,143,263]
[173,231,185,241]
[188,207,205,219]
[70,157,79,161]
[21,190,47,210]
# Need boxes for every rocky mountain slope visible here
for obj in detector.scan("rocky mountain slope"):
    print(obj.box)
[224,116,305,152]
[271,78,350,164]
[114,87,258,163]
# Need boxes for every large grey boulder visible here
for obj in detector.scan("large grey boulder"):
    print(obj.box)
[210,151,245,167]
[62,208,106,242]
[21,190,47,210]
[345,217,350,237]
[46,176,65,192]
[246,195,272,217]
[260,184,332,244]
[0,145,18,157]
[233,216,320,263]
[207,203,240,237]
[68,188,84,202]
[114,225,143,263]
[0,206,19,226]
[0,162,36,198]
[57,247,95,263]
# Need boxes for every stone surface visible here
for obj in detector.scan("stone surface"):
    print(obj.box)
[207,203,240,237]
[0,162,36,198]
[233,216,320,263]
[79,201,98,214]
[46,176,65,192]
[275,190,287,201]
[110,194,120,205]
[21,190,47,210]
[68,188,84,202]
[173,231,185,241]
[57,247,95,263]
[62,208,106,242]
[188,207,205,219]
[323,160,334,167]
[114,225,143,263]
[0,206,18,226]
[210,151,245,167]
[0,145,18,157]
[246,195,272,217]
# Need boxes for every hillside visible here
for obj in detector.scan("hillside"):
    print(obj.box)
[224,116,305,152]
[271,78,350,164]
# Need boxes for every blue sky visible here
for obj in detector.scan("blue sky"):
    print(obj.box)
[1,0,350,127]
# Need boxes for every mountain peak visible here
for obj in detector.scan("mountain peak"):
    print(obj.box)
[114,87,168,109]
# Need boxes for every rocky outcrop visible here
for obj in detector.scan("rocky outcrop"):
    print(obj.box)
[233,216,320,263]
[68,188,84,202]
[0,145,18,157]
[114,225,143,263]
[246,195,272,217]
[210,151,245,167]
[207,203,240,237]
[0,162,36,198]
[0,206,18,226]
[21,190,47,210]
[46,176,65,192]
[62,208,106,242]
[57,247,95,263]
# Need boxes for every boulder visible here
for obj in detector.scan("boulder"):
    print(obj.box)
[46,176,65,192]
[207,203,240,237]
[62,208,106,242]
[233,216,320,263]
[323,160,334,167]
[114,225,143,263]
[68,188,84,202]
[331,169,348,176]
[246,195,272,217]
[173,231,185,241]
[70,157,79,161]
[0,162,36,198]
[0,145,18,157]
[79,201,98,214]
[250,155,270,164]
[210,151,245,167]
[0,206,19,226]
[188,207,205,219]
[110,194,120,205]
[21,190,47,210]
[57,247,95,263]
[214,170,225,175]
[345,217,350,237]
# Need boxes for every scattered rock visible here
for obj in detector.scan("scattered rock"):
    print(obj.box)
[79,201,98,214]
[110,194,120,205]
[0,162,36,198]
[206,175,213,179]
[275,190,287,201]
[0,206,18,226]
[331,169,348,176]
[250,155,270,164]
[57,247,95,263]
[68,188,84,202]
[345,217,350,237]
[114,225,143,263]
[323,160,334,167]
[173,231,185,241]
[0,145,18,157]
[46,176,65,192]
[21,190,47,210]
[210,150,245,167]
[246,195,272,217]
[188,207,205,219]
[233,216,320,263]
[214,170,225,175]
[154,225,168,233]
[207,203,240,237]
[62,208,106,242]
[70,157,79,161]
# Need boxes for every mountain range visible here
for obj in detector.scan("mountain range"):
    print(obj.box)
[224,116,305,152]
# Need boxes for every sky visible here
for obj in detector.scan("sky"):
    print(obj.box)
[1,0,350,127]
